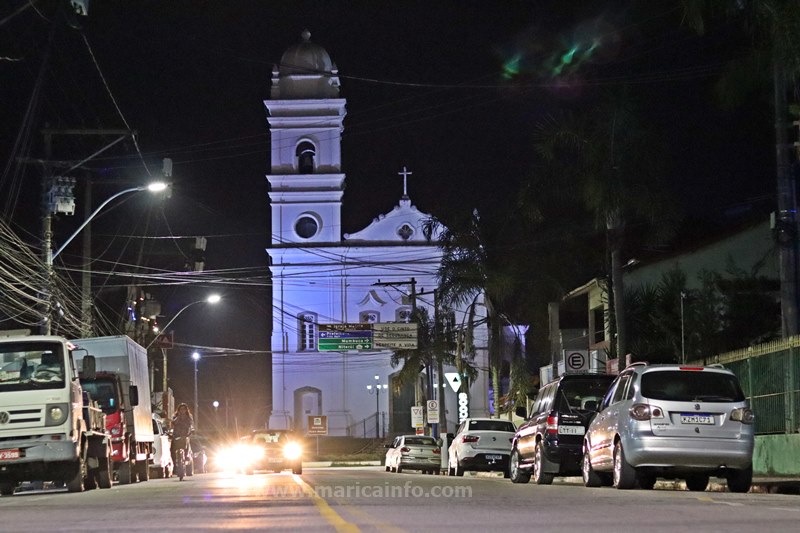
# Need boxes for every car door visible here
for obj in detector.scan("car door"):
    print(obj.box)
[590,372,633,467]
[450,422,465,464]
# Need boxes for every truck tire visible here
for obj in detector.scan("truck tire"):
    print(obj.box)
[98,458,112,489]
[137,458,150,482]
[118,459,133,484]
[0,482,16,496]
[66,457,86,493]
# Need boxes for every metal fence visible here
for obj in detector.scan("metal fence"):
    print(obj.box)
[694,336,800,435]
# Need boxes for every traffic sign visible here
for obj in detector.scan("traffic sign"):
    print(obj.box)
[373,323,418,349]
[307,415,328,436]
[411,406,424,428]
[565,351,588,373]
[426,400,439,424]
[318,323,373,351]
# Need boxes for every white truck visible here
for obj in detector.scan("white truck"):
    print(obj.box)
[0,334,112,494]
[71,335,155,484]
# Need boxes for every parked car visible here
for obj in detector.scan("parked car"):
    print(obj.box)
[385,435,441,474]
[582,363,754,492]
[150,414,173,478]
[510,372,616,484]
[448,418,516,477]
[219,429,303,475]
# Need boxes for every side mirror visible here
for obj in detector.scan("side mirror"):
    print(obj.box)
[129,385,139,407]
[384,443,393,449]
[436,438,443,447]
[81,355,96,381]
[446,433,454,442]
[514,405,527,419]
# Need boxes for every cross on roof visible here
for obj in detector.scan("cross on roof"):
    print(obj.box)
[398,166,412,197]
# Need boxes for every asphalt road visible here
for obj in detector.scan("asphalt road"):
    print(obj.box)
[1,468,798,532]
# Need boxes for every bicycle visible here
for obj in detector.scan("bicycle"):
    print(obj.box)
[172,435,190,481]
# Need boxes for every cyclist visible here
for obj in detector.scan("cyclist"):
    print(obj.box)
[171,403,194,477]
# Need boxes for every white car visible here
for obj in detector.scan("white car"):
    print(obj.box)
[150,415,173,478]
[448,418,515,477]
[385,435,441,474]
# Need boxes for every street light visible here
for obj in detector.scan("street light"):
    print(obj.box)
[367,375,388,438]
[42,181,169,334]
[145,294,221,350]
[51,182,168,262]
[192,351,200,431]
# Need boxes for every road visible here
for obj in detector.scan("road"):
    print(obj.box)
[0,468,798,532]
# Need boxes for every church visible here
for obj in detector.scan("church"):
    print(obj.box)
[265,31,491,436]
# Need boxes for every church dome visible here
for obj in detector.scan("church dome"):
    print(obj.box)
[271,30,341,99]
[280,29,333,75]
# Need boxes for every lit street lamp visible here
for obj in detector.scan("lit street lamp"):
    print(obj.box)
[42,181,169,334]
[192,352,200,431]
[367,375,388,438]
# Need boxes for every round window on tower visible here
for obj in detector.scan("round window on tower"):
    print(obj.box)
[295,214,320,239]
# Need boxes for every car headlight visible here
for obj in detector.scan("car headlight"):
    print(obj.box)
[45,403,68,426]
[284,442,302,460]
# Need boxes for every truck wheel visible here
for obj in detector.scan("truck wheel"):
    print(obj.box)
[98,458,113,489]
[118,460,133,485]
[0,482,16,496]
[66,457,86,493]
[137,459,150,482]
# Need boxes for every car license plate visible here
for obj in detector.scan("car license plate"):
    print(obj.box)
[680,414,714,425]
[558,425,585,435]
[486,454,502,461]
[0,449,20,460]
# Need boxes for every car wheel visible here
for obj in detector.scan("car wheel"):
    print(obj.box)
[582,450,602,488]
[685,474,709,492]
[726,466,752,493]
[385,464,391,472]
[612,442,637,490]
[454,458,464,477]
[532,442,554,485]
[637,474,656,490]
[509,449,530,484]
[448,460,455,476]
[396,464,403,474]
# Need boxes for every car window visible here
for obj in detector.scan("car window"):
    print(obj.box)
[540,384,556,414]
[600,378,618,410]
[467,420,515,432]
[531,386,546,414]
[640,370,745,402]
[555,377,615,412]
[455,422,465,435]
[611,373,633,404]
[404,437,437,446]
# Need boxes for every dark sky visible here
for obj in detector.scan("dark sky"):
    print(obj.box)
[0,1,776,427]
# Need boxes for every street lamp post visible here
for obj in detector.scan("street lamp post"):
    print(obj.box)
[42,181,168,334]
[367,375,388,438]
[192,352,200,431]
[145,294,219,421]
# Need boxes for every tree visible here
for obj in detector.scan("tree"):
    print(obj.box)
[682,0,800,336]
[534,94,676,361]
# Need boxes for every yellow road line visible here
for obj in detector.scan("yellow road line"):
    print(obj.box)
[292,475,360,533]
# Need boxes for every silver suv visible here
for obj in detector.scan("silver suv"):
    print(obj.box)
[582,363,754,492]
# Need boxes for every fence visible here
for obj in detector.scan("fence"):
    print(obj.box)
[693,336,800,435]
[347,412,387,439]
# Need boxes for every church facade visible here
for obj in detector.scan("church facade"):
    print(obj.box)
[265,31,490,436]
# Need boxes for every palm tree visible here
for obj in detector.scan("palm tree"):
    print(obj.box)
[682,0,800,336]
[534,95,675,361]
[424,210,519,417]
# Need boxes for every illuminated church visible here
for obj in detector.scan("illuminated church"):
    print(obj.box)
[265,31,491,436]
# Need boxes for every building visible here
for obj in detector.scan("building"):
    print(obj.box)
[265,31,491,436]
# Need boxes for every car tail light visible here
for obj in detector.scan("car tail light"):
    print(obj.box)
[629,404,663,421]
[433,448,441,455]
[400,447,411,454]
[546,415,558,434]
[679,367,704,371]
[730,408,754,424]
[461,435,480,443]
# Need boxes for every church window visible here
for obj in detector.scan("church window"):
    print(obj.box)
[296,141,316,174]
[359,311,380,323]
[396,307,412,323]
[397,224,414,241]
[298,313,318,351]
[295,214,319,239]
